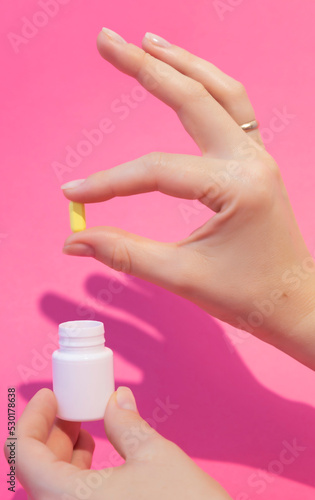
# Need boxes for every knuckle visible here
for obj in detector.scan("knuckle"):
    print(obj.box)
[110,238,132,274]
[228,80,248,101]
[142,152,166,190]
[199,180,222,210]
[143,151,164,169]
[119,418,162,461]
[138,52,168,86]
[185,79,209,100]
[136,52,155,84]
[141,50,154,69]
[244,159,280,208]
[266,157,281,176]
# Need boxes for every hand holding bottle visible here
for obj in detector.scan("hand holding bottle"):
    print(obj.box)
[4,388,232,500]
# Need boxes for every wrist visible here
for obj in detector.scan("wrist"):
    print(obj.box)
[232,254,315,369]
[283,304,315,369]
[259,263,315,369]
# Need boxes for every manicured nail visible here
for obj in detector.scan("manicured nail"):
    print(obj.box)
[116,387,137,412]
[62,243,95,257]
[101,27,127,44]
[144,32,171,48]
[61,179,86,190]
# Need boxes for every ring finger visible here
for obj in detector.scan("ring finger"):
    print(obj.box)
[97,28,254,159]
[141,32,264,147]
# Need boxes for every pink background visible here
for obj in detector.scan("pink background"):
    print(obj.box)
[1,0,315,499]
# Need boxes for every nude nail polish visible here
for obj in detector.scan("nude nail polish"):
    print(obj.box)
[116,387,137,411]
[61,179,86,190]
[101,27,127,44]
[144,32,171,48]
[62,243,95,257]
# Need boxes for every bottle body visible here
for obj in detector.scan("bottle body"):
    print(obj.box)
[52,320,114,421]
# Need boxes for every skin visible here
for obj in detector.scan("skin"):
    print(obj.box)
[4,387,232,500]
[62,30,315,369]
[4,29,315,499]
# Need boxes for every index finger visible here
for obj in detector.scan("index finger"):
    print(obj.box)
[97,28,249,157]
[15,388,57,442]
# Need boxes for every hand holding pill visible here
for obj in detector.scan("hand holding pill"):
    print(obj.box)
[60,29,315,370]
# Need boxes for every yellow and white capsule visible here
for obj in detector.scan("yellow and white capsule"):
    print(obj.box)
[69,202,86,233]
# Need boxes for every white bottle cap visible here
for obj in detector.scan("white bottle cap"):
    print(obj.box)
[58,320,105,347]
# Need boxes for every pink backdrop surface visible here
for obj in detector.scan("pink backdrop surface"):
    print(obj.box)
[1,1,315,499]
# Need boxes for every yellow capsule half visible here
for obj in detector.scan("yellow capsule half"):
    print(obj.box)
[69,202,86,233]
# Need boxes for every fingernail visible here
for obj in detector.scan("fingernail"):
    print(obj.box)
[144,32,171,48]
[116,387,137,412]
[62,243,95,257]
[101,27,127,44]
[61,179,86,190]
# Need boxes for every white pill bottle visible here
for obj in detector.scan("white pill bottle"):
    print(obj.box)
[52,320,114,421]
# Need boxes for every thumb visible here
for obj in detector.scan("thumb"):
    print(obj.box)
[104,387,162,461]
[63,226,184,291]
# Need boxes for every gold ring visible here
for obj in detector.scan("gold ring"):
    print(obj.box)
[240,119,259,132]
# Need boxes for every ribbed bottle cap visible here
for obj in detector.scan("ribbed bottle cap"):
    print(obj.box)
[58,320,105,347]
